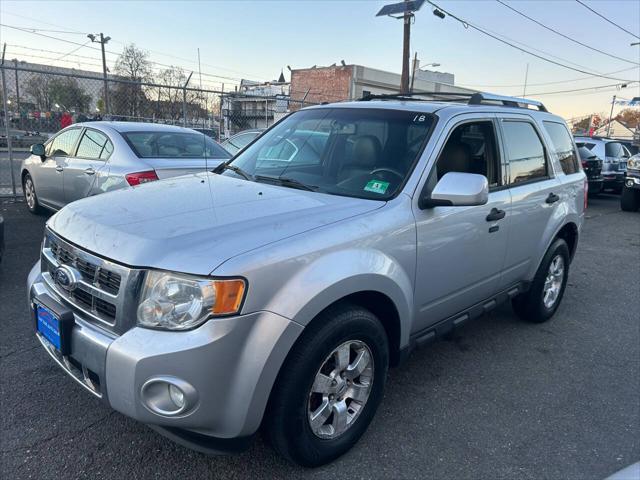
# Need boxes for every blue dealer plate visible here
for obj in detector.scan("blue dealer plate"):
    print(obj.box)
[37,304,62,350]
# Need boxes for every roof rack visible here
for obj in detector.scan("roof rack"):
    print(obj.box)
[469,92,548,112]
[359,91,548,112]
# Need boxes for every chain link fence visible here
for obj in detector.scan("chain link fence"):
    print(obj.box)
[1,64,312,198]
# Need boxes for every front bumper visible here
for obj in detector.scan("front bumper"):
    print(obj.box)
[602,172,625,189]
[28,262,303,445]
[625,172,640,191]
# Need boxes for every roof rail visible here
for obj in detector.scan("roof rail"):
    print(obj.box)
[359,91,475,102]
[358,90,548,112]
[469,92,548,112]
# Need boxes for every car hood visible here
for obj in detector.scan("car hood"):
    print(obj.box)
[48,173,383,275]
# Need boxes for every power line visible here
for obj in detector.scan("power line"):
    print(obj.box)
[425,1,636,82]
[1,9,268,81]
[528,81,638,97]
[496,0,639,65]
[575,0,640,40]
[0,24,247,84]
[5,51,104,69]
[7,44,104,62]
[455,67,639,89]
[54,41,91,61]
[1,10,87,35]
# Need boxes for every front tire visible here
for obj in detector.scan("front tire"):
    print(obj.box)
[265,304,389,467]
[23,173,43,214]
[620,186,640,212]
[512,238,570,323]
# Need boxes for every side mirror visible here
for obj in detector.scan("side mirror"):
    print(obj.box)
[30,143,46,161]
[420,172,489,209]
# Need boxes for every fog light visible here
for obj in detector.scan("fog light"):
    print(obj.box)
[168,384,185,408]
[140,376,198,417]
[627,180,634,187]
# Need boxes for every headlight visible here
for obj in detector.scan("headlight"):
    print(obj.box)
[628,157,639,170]
[137,271,246,330]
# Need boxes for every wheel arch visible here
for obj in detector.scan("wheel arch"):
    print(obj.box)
[554,221,579,261]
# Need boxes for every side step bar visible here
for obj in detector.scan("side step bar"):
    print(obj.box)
[400,282,529,362]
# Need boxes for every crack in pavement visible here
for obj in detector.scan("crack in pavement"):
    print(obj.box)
[0,411,117,454]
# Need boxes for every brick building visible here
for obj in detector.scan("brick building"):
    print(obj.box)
[289,63,472,108]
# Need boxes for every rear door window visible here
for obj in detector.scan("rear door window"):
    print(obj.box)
[76,130,112,160]
[543,121,579,175]
[502,121,548,185]
[46,128,82,157]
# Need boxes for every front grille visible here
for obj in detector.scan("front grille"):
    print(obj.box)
[49,239,122,295]
[40,229,141,333]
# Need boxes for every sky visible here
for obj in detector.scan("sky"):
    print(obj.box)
[1,0,639,120]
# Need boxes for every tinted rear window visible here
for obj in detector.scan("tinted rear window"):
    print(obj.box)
[605,142,623,158]
[123,131,231,159]
[543,121,579,175]
[502,121,547,184]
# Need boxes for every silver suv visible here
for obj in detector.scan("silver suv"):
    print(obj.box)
[28,93,586,467]
[574,136,631,193]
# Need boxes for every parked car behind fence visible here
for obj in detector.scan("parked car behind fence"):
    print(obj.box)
[21,122,231,213]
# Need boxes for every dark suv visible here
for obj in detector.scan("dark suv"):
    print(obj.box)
[574,137,631,193]
[577,145,603,195]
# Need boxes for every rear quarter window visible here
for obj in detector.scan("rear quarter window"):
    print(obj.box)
[543,121,579,175]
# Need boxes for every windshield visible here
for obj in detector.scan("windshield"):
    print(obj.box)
[123,131,231,159]
[221,108,435,199]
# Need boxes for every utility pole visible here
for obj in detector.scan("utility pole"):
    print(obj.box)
[607,95,616,137]
[88,33,111,115]
[377,0,426,95]
[523,63,529,98]
[400,1,412,94]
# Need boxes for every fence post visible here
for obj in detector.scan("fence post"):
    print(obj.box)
[1,63,17,197]
[183,72,193,127]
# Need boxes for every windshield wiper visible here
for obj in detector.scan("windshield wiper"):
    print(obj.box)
[213,162,254,181]
[254,175,319,192]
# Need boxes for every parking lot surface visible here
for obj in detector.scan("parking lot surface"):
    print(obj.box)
[1,194,638,479]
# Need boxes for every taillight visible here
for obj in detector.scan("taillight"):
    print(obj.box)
[125,170,159,186]
[581,160,587,169]
[584,178,588,209]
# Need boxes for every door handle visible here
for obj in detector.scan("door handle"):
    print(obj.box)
[55,165,64,172]
[546,193,560,204]
[84,167,96,176]
[486,208,506,222]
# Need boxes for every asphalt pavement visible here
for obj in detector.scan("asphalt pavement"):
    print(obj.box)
[1,194,638,479]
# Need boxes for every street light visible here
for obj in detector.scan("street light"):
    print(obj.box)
[420,62,441,69]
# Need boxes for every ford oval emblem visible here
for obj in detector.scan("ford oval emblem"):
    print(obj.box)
[53,265,80,292]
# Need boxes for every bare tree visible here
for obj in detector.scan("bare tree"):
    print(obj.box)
[156,66,187,121]
[114,43,152,81]
[24,74,54,111]
[113,44,152,118]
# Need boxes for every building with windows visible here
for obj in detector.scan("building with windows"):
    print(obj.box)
[221,76,289,137]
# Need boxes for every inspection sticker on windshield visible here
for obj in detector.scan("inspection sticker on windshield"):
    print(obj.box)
[364,180,390,194]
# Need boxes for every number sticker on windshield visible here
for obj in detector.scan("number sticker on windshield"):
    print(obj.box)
[364,180,390,194]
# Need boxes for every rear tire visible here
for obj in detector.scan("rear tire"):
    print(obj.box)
[620,186,640,212]
[265,303,389,467]
[512,238,570,323]
[23,173,43,214]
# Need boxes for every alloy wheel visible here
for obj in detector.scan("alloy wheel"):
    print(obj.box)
[543,255,565,309]
[24,177,36,209]
[307,340,374,439]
